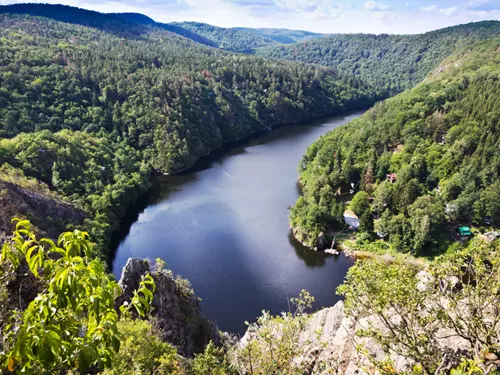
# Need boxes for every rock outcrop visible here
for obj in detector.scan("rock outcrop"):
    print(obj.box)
[291,227,329,251]
[298,301,392,374]
[297,301,470,374]
[240,300,471,374]
[117,258,220,357]
[0,179,86,240]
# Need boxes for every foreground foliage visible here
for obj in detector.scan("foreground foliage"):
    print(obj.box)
[1,219,499,374]
[338,239,500,374]
[100,319,182,375]
[0,219,155,374]
[230,290,317,374]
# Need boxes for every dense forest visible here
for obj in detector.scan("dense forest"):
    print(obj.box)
[3,4,500,258]
[240,27,325,44]
[0,4,326,52]
[172,22,279,52]
[291,40,500,256]
[257,21,500,93]
[0,5,379,253]
[173,22,325,52]
[0,3,219,47]
[1,4,500,375]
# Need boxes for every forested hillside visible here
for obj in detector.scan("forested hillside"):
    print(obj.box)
[173,22,325,52]
[291,40,500,255]
[0,6,379,253]
[2,5,500,375]
[247,28,326,44]
[172,22,278,52]
[0,4,325,52]
[0,3,219,47]
[257,21,500,93]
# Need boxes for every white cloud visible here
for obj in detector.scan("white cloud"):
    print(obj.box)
[273,0,316,11]
[420,4,459,17]
[272,0,350,19]
[440,6,459,16]
[421,4,438,12]
[467,0,489,6]
[363,0,390,11]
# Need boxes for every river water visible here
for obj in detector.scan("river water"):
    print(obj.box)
[112,111,363,334]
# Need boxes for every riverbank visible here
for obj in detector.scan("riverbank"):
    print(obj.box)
[165,108,372,176]
[109,109,368,259]
[111,112,363,333]
[290,224,429,266]
[339,240,427,266]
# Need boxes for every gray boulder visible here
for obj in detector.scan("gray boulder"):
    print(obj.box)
[117,258,220,357]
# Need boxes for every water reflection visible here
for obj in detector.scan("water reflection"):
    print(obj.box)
[289,231,330,268]
[112,112,363,334]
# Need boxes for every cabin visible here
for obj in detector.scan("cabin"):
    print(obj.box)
[386,173,397,183]
[484,231,500,243]
[457,226,472,238]
[344,210,360,229]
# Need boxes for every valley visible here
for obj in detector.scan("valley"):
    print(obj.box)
[111,112,361,333]
[1,3,500,374]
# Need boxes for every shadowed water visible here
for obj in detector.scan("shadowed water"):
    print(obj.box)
[112,112,363,334]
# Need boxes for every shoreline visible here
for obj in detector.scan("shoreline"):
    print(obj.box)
[109,109,370,270]
[290,225,427,265]
[167,108,369,176]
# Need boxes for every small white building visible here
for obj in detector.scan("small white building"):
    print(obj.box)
[344,210,360,229]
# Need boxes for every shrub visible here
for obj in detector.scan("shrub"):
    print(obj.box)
[100,319,182,375]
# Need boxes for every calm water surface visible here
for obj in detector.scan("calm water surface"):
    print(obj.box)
[112,112,364,334]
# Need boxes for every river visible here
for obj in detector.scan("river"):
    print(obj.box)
[112,111,363,334]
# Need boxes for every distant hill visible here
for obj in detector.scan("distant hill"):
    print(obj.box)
[0,4,325,52]
[0,3,147,37]
[257,21,500,93]
[174,21,326,52]
[0,4,220,47]
[112,13,218,47]
[172,21,277,52]
[249,28,327,44]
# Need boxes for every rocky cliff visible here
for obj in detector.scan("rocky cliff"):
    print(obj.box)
[116,258,221,357]
[297,301,409,374]
[239,299,471,374]
[0,175,86,241]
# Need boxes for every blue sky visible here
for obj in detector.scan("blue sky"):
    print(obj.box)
[2,0,500,33]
